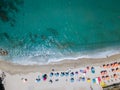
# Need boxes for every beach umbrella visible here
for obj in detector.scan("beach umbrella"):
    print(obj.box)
[114,62,118,67]
[100,81,107,87]
[55,72,59,77]
[49,72,53,77]
[42,74,47,81]
[115,62,119,67]
[83,70,86,73]
[92,78,96,84]
[111,69,115,72]
[111,63,115,68]
[70,72,74,77]
[91,67,95,74]
[36,75,41,82]
[104,70,107,74]
[75,71,78,75]
[106,64,110,68]
[111,68,114,72]
[101,70,107,75]
[70,78,74,83]
[113,74,118,79]
[103,64,107,69]
[87,78,91,83]
[95,77,101,84]
[81,77,85,81]
[80,70,84,73]
[118,62,120,66]
[102,76,105,81]
[106,75,110,80]
[110,63,113,67]
[36,78,41,82]
[80,69,86,75]
[100,71,104,76]
[93,78,97,83]
[65,72,69,77]
[60,72,65,77]
[98,77,101,84]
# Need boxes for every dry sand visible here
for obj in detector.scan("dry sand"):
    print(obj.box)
[0,54,120,90]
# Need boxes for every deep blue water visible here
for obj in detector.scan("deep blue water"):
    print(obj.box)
[0,0,120,64]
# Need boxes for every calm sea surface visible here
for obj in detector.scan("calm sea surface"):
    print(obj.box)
[0,0,120,64]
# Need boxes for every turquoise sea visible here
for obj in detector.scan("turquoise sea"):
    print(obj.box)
[0,0,120,64]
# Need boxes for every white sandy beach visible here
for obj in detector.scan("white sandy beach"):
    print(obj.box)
[0,54,120,90]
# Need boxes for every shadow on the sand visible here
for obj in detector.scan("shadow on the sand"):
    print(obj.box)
[0,77,5,90]
[103,83,120,90]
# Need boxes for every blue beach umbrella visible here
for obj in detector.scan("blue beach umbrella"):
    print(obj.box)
[81,77,85,81]
[70,72,74,77]
[36,75,41,82]
[70,78,74,83]
[91,67,95,74]
[60,72,65,77]
[55,72,59,77]
[36,78,41,82]
[49,72,53,77]
[92,78,96,84]
[80,70,84,73]
[65,72,69,77]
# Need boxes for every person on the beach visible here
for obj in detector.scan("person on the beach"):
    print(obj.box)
[90,85,93,90]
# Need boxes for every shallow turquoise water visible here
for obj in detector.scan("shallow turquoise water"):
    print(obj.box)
[0,0,120,64]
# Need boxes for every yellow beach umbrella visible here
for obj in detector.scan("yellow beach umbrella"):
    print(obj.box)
[87,78,91,83]
[100,81,107,87]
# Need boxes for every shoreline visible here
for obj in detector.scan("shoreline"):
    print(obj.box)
[0,53,120,74]
[1,46,120,65]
